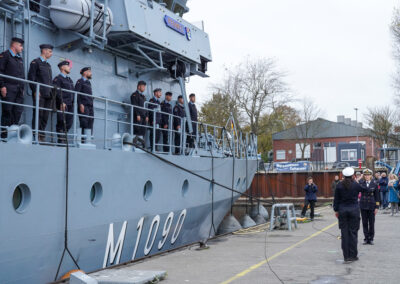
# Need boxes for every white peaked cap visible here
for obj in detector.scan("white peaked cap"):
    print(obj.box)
[342,167,355,177]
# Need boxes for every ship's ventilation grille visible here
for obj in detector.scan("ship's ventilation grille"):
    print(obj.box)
[144,181,153,201]
[182,180,189,197]
[90,182,103,206]
[12,184,31,213]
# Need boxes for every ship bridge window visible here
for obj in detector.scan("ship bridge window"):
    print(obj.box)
[12,183,31,213]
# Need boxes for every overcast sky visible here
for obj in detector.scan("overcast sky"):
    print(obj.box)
[184,0,399,124]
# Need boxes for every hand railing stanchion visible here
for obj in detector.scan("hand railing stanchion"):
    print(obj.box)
[130,105,133,136]
[182,117,186,155]
[168,114,173,155]
[34,83,39,143]
[73,92,78,145]
[152,110,156,152]
[104,100,108,149]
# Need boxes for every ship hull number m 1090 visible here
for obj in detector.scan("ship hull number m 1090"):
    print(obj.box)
[103,209,187,268]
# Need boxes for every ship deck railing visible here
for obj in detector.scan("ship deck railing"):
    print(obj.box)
[0,74,258,159]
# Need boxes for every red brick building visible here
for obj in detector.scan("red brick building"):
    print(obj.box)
[272,117,380,166]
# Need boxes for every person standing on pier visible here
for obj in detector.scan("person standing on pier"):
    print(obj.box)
[300,177,318,221]
[379,172,389,209]
[388,174,399,216]
[333,167,363,263]
[359,169,379,245]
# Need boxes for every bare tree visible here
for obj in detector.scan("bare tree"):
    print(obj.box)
[294,98,322,160]
[390,8,400,101]
[364,106,396,148]
[214,58,291,135]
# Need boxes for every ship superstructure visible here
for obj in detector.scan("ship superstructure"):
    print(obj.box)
[0,1,258,283]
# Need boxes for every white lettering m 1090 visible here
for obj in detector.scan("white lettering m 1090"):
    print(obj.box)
[103,209,187,268]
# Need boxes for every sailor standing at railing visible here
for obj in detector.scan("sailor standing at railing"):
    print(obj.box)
[0,37,25,139]
[75,67,93,143]
[130,81,148,143]
[53,61,74,144]
[173,95,185,154]
[187,93,198,148]
[28,44,54,142]
[161,92,173,153]
[148,88,162,151]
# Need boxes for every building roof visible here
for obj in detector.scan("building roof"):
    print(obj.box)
[272,118,373,140]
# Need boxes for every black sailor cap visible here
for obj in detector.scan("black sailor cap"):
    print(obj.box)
[40,44,54,50]
[58,60,70,68]
[11,37,24,44]
[80,66,91,74]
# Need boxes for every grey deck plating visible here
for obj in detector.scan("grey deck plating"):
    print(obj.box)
[97,206,400,284]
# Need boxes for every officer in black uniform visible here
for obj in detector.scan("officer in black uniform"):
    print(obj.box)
[173,95,185,154]
[187,93,198,148]
[333,167,364,263]
[28,44,53,142]
[148,88,162,151]
[359,168,380,245]
[160,91,173,153]
[130,81,148,139]
[0,37,25,139]
[75,67,94,143]
[53,61,74,144]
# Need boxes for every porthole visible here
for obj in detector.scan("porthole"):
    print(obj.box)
[12,184,31,213]
[182,180,189,197]
[90,182,103,206]
[144,180,153,201]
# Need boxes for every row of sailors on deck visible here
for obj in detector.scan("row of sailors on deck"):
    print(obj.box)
[0,38,198,153]
[131,81,198,153]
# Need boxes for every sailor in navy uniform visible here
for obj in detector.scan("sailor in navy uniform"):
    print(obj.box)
[28,44,53,142]
[160,91,173,152]
[333,167,363,263]
[187,93,198,148]
[0,37,25,139]
[53,61,74,144]
[130,81,148,139]
[173,95,185,154]
[359,168,380,245]
[148,88,162,151]
[75,67,94,143]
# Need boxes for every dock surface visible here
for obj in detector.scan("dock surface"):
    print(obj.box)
[89,206,400,284]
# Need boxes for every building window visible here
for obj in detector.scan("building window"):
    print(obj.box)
[276,150,286,160]
[313,142,322,149]
[324,142,336,147]
[341,149,357,161]
[296,143,310,159]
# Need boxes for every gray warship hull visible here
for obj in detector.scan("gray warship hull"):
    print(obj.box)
[0,142,257,283]
[0,0,259,282]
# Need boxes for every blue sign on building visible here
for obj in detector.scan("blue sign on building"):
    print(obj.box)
[164,15,192,40]
[274,162,311,172]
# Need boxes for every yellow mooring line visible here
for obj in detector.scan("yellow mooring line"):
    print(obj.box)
[220,220,338,284]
